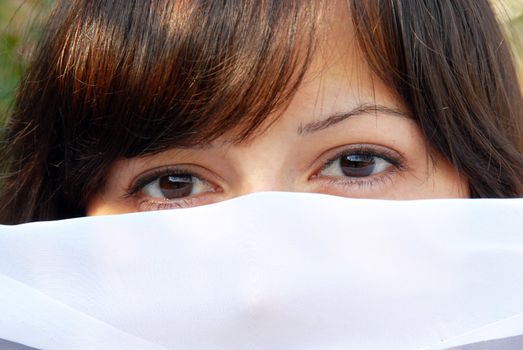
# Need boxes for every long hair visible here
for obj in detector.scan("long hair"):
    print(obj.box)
[1,0,522,224]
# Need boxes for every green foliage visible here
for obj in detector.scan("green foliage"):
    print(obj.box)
[0,0,52,124]
[0,32,22,116]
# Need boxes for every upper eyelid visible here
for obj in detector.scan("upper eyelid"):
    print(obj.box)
[127,164,220,196]
[323,148,401,169]
[310,144,404,175]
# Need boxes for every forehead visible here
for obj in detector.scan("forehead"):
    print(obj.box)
[60,0,401,160]
[268,3,404,130]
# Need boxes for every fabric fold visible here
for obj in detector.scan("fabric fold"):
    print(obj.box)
[0,192,522,349]
[0,274,168,350]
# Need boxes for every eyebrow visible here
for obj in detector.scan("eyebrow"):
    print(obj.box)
[297,103,409,135]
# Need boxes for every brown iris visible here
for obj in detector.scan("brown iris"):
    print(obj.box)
[340,154,376,177]
[158,175,194,199]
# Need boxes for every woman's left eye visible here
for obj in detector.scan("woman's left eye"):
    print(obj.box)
[320,153,393,178]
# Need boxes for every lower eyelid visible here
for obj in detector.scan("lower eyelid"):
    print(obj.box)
[311,166,400,195]
[137,199,191,211]
[136,187,224,211]
[137,197,203,211]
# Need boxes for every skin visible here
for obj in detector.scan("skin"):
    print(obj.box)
[87,4,468,215]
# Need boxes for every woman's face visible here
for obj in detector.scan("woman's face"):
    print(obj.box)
[87,9,468,215]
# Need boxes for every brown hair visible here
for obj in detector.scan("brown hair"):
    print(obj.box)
[1,0,522,224]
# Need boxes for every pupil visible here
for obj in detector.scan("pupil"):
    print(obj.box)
[159,175,193,199]
[340,154,376,177]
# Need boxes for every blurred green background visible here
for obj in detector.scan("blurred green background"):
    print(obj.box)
[0,0,522,124]
[0,0,52,120]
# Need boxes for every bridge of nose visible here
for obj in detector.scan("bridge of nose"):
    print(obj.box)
[222,136,301,196]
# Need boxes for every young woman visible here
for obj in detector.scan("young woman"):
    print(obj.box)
[1,0,522,224]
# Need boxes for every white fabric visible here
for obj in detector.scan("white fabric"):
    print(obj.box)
[0,192,522,350]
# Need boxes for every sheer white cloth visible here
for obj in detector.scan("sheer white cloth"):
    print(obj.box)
[0,192,522,350]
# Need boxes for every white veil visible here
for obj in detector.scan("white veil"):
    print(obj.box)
[1,192,522,349]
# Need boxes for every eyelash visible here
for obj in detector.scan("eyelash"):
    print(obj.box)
[126,166,220,202]
[321,145,403,171]
[128,167,192,197]
[126,167,219,210]
[127,144,406,210]
[312,145,405,190]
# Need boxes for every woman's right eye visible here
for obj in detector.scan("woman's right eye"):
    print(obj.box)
[141,174,201,199]
[129,169,220,210]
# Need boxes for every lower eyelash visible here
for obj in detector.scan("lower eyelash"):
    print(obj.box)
[137,197,199,211]
[323,168,397,188]
[355,171,397,189]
